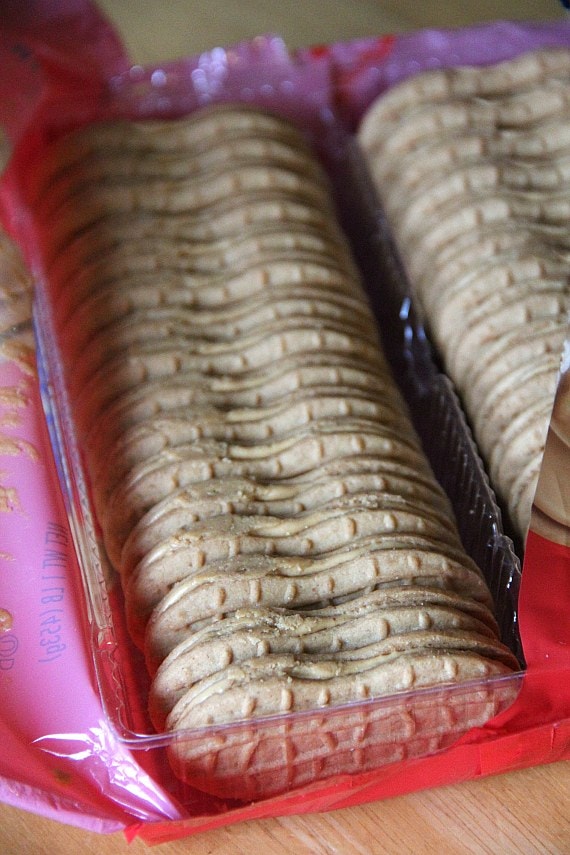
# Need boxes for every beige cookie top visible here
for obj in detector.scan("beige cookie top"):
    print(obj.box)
[149,605,511,728]
[143,539,494,667]
[165,646,515,733]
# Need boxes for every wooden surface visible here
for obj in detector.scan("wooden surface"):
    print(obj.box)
[1,761,569,854]
[2,2,570,852]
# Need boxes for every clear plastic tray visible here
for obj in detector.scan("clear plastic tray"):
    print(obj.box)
[31,104,523,806]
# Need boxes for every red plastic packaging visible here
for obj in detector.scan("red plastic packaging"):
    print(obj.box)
[0,4,569,843]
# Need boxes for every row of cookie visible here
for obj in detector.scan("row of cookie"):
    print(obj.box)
[358,48,570,540]
[32,106,335,278]
[34,105,516,757]
[34,106,438,581]
[148,583,511,729]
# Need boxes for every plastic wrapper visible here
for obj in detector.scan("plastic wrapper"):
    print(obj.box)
[0,3,569,843]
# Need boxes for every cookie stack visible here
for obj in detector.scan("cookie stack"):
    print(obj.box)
[33,104,517,796]
[358,48,570,541]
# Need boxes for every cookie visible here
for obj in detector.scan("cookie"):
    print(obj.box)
[120,462,453,574]
[126,498,462,642]
[144,542,495,667]
[149,605,511,728]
